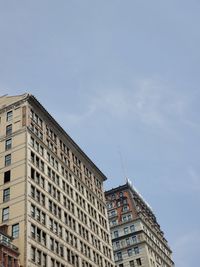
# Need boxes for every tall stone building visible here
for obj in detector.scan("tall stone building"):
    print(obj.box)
[0,94,114,267]
[105,181,174,267]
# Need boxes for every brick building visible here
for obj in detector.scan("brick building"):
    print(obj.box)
[105,181,174,267]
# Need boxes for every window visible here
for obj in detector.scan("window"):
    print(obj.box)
[130,260,135,267]
[124,227,128,235]
[4,171,10,183]
[113,230,119,238]
[37,250,41,265]
[8,256,12,267]
[5,139,12,150]
[112,219,117,226]
[134,247,139,254]
[6,124,12,136]
[123,199,127,204]
[117,252,122,260]
[12,224,19,238]
[119,192,123,198]
[2,207,9,221]
[127,248,133,256]
[110,210,116,217]
[128,214,132,220]
[31,246,36,262]
[7,111,13,122]
[111,194,116,200]
[119,264,124,267]
[132,235,137,243]
[116,241,120,249]
[130,225,135,232]
[3,188,10,202]
[107,202,113,209]
[31,204,35,217]
[136,258,142,266]
[31,225,36,238]
[43,254,47,267]
[5,154,11,166]
[126,238,130,245]
[123,205,128,212]
[122,216,127,222]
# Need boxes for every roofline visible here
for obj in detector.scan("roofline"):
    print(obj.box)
[28,94,107,181]
[105,182,155,217]
[105,183,128,195]
[105,182,173,253]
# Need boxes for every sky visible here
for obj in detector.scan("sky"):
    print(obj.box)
[0,1,200,266]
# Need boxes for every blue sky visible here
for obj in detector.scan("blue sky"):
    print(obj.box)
[0,1,200,266]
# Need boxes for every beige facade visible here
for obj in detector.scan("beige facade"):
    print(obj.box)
[0,94,114,267]
[105,182,174,267]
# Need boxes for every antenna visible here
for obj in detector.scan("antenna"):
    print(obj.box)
[118,147,127,182]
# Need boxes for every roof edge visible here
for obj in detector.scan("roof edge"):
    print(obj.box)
[28,94,107,182]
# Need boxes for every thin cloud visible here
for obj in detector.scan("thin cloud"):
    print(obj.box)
[62,78,194,134]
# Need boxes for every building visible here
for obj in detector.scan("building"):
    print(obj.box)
[0,225,20,267]
[0,93,114,267]
[105,181,174,267]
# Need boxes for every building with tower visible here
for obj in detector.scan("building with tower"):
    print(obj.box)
[105,181,174,267]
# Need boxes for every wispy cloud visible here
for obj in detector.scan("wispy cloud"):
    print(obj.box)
[62,77,195,134]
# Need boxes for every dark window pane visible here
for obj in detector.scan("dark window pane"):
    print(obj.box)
[4,171,11,183]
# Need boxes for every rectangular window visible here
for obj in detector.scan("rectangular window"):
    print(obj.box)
[43,254,47,267]
[37,250,41,265]
[132,236,137,243]
[8,256,12,267]
[114,230,118,238]
[4,171,10,183]
[136,258,142,266]
[124,227,128,235]
[117,252,122,260]
[6,124,12,136]
[3,188,10,202]
[116,241,120,248]
[129,260,135,267]
[31,246,36,262]
[5,154,11,166]
[128,248,133,256]
[12,223,19,238]
[7,111,13,122]
[31,168,35,179]
[128,214,132,220]
[5,139,12,150]
[2,207,9,221]
[122,216,127,222]
[134,247,139,254]
[119,192,123,197]
[31,225,36,238]
[31,204,35,217]
[123,205,128,211]
[130,225,135,232]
